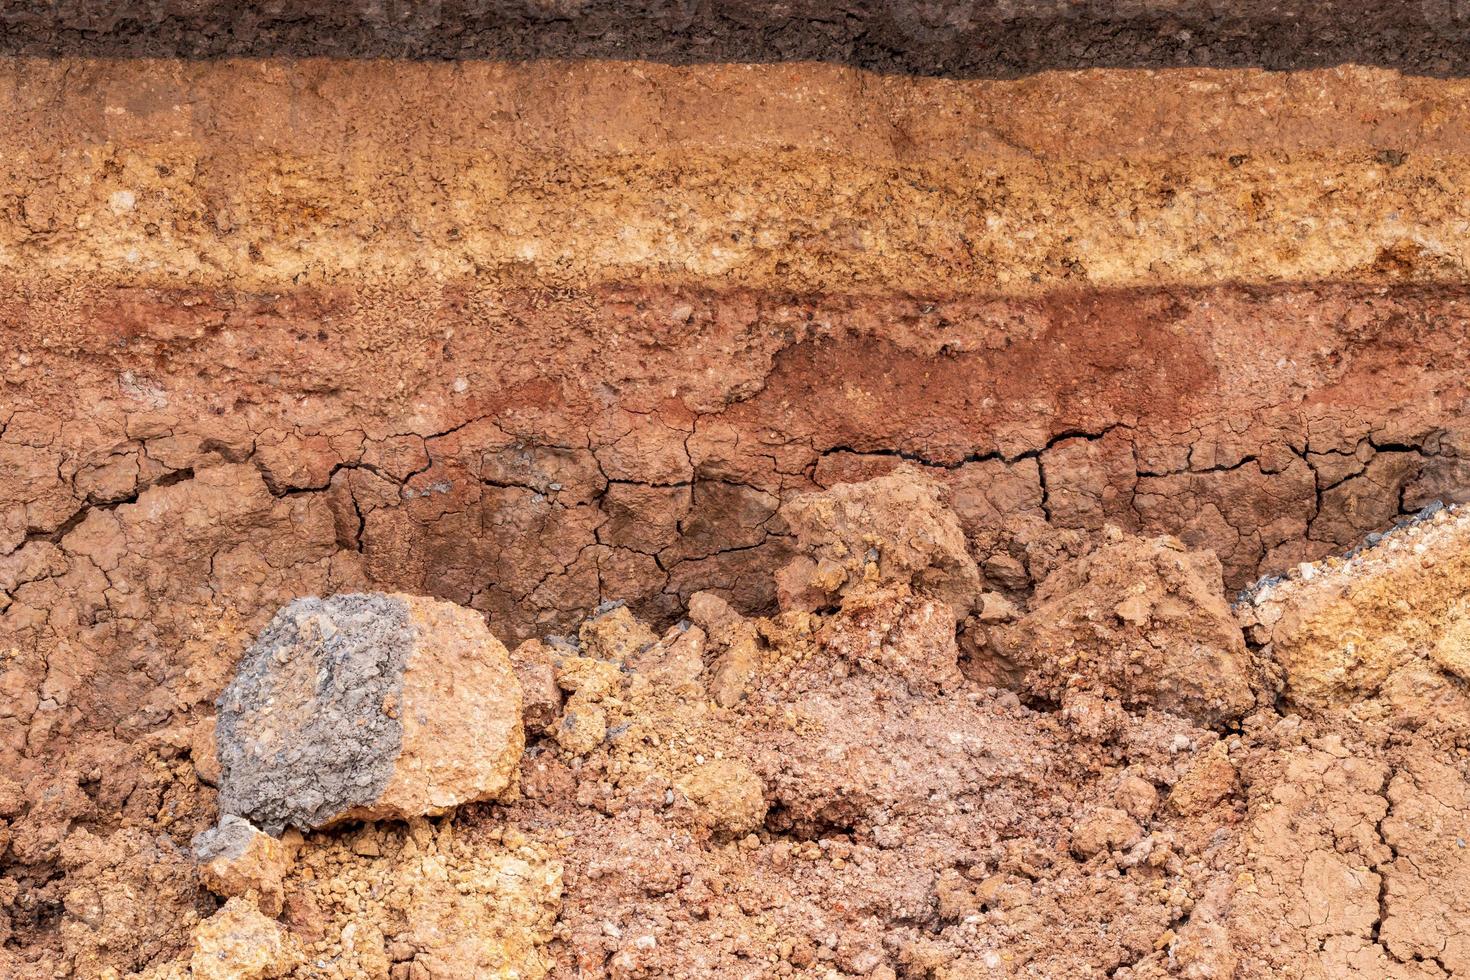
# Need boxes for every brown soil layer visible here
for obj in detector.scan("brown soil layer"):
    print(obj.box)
[8,280,1470,642]
[6,55,1470,980]
[5,62,1470,295]
[6,1,1470,77]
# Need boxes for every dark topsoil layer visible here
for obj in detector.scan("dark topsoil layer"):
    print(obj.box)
[5,0,1470,75]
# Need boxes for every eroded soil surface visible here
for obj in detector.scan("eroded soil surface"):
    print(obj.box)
[4,470,1469,979]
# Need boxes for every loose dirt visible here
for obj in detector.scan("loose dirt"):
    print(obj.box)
[5,471,1468,979]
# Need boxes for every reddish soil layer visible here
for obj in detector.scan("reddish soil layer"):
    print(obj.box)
[7,281,1470,643]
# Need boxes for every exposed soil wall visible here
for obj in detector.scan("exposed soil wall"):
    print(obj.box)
[5,49,1470,980]
[8,64,1470,747]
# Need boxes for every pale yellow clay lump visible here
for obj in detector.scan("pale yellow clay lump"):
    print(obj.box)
[1240,505,1470,717]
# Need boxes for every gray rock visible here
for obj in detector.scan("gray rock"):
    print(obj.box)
[215,593,414,835]
[192,814,261,863]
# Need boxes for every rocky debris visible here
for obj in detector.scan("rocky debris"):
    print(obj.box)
[1168,741,1238,816]
[522,603,669,756]
[577,602,657,663]
[1114,772,1160,822]
[193,816,300,917]
[1239,504,1470,715]
[817,586,963,693]
[510,587,1232,978]
[687,591,744,635]
[115,819,562,980]
[777,467,982,619]
[8,472,1470,978]
[189,717,222,787]
[675,760,769,837]
[629,621,706,689]
[510,640,564,736]
[706,638,762,712]
[55,827,205,979]
[703,637,759,709]
[682,590,763,708]
[215,593,523,834]
[275,820,562,980]
[990,531,1264,725]
[554,698,609,757]
[188,898,303,980]
[975,591,1021,624]
[549,639,627,758]
[1071,806,1145,859]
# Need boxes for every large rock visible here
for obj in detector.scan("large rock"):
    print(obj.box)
[990,532,1262,725]
[216,593,523,834]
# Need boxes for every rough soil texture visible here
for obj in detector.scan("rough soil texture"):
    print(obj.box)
[1240,505,1470,718]
[2,470,1470,975]
[6,48,1470,979]
[988,531,1265,725]
[10,66,1470,798]
[5,472,1470,978]
[7,1,1470,75]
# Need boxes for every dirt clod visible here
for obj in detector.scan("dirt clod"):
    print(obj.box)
[188,898,303,980]
[992,532,1265,724]
[779,467,982,619]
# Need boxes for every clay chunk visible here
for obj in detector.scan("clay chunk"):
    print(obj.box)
[193,815,298,916]
[991,533,1261,725]
[216,593,524,834]
[778,465,981,618]
[189,897,302,980]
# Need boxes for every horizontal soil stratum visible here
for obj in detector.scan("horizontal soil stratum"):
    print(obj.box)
[3,13,1470,980]
[9,1,1470,74]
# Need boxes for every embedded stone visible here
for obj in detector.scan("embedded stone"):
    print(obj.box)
[215,593,524,834]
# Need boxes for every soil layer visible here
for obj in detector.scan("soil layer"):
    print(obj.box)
[6,54,1470,980]
[7,2,1470,76]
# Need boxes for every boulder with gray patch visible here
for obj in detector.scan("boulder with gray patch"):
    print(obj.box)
[215,593,524,834]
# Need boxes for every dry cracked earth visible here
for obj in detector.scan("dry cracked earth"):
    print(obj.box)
[6,4,1470,979]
